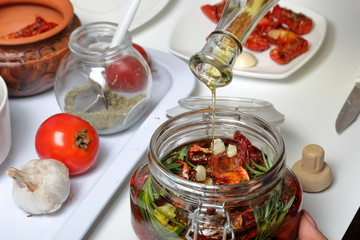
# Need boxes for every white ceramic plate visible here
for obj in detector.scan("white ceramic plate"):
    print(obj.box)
[169,1,327,79]
[0,49,195,240]
[70,0,169,30]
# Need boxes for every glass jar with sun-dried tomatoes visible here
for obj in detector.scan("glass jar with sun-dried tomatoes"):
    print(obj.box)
[130,109,302,240]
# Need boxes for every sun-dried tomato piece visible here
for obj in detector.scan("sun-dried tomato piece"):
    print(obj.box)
[245,29,270,52]
[256,12,282,33]
[212,151,250,185]
[272,5,313,35]
[270,37,308,64]
[201,0,226,23]
[266,28,299,46]
[188,144,211,164]
[2,16,58,39]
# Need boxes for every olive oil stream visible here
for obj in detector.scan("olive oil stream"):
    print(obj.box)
[209,80,230,171]
[190,0,279,171]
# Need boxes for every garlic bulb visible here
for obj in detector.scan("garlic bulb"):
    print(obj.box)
[6,159,70,215]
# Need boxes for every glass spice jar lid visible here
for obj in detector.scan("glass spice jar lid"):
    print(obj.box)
[166,96,285,127]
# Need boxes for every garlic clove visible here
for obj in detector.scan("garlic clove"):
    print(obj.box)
[213,138,225,155]
[6,159,70,215]
[268,29,280,40]
[234,51,258,69]
[227,144,237,157]
[194,165,207,182]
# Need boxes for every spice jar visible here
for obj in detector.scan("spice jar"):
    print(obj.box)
[54,22,152,135]
[130,109,302,240]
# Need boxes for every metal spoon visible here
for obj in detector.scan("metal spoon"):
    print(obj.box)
[72,67,109,113]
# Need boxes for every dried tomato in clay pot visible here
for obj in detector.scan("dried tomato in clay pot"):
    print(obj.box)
[0,0,80,97]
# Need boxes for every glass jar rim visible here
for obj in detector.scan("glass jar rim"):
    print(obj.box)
[69,21,131,63]
[148,108,286,201]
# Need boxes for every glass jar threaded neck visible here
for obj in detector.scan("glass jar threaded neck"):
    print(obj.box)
[148,109,286,203]
[68,22,131,65]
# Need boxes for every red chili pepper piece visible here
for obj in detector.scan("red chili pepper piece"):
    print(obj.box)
[233,131,254,165]
[174,160,190,180]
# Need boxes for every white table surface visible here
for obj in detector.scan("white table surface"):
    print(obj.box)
[80,0,360,239]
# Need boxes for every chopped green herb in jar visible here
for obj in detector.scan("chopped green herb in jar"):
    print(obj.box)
[130,130,302,240]
[161,130,267,185]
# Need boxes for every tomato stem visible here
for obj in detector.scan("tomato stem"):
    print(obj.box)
[75,129,90,150]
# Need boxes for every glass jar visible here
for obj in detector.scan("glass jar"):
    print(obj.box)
[130,109,302,240]
[54,22,152,135]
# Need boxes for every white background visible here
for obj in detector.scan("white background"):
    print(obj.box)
[2,0,358,239]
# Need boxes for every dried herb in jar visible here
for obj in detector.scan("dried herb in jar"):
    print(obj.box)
[64,84,146,131]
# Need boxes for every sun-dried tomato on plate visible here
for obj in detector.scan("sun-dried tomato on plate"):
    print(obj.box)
[266,28,309,64]
[200,1,313,64]
[272,4,313,35]
[1,16,58,39]
[200,0,226,23]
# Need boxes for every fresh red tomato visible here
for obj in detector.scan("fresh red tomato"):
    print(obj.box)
[35,113,100,175]
[132,43,151,65]
[105,55,148,92]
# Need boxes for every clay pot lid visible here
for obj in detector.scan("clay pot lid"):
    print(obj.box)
[0,0,73,46]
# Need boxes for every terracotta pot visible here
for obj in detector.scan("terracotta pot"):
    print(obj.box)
[0,0,81,97]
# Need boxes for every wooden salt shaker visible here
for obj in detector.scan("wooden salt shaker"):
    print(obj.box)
[292,144,333,192]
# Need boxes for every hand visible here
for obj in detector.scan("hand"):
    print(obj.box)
[299,210,328,240]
